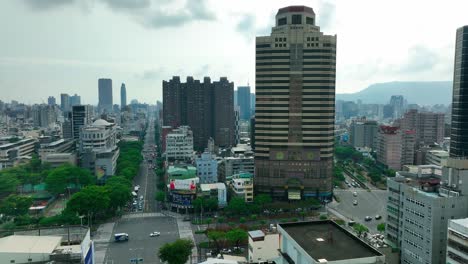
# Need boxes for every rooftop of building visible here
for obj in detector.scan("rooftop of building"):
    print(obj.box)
[379,125,399,134]
[200,183,226,192]
[450,218,468,228]
[279,221,383,262]
[92,119,112,127]
[168,165,197,179]
[0,235,62,253]
[277,6,315,15]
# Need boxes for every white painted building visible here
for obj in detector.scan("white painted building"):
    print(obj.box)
[165,126,193,161]
[200,183,227,208]
[248,230,280,263]
[447,218,468,263]
[195,151,218,183]
[426,149,449,166]
[228,173,254,202]
[0,138,37,170]
[79,119,120,178]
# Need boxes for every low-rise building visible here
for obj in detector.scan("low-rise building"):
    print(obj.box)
[199,183,227,208]
[218,156,254,182]
[277,221,385,264]
[0,226,93,264]
[167,165,198,211]
[0,137,37,170]
[447,218,468,263]
[195,151,218,183]
[426,149,449,166]
[228,173,254,202]
[39,138,75,160]
[165,126,193,162]
[248,230,279,263]
[42,153,77,167]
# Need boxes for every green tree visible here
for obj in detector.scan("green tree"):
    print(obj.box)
[0,173,20,195]
[159,239,194,264]
[205,198,218,211]
[105,182,131,210]
[353,223,369,237]
[45,164,94,195]
[207,230,225,252]
[155,191,166,202]
[106,176,131,187]
[377,223,386,233]
[226,197,246,216]
[0,194,33,216]
[226,228,248,248]
[254,194,272,210]
[66,185,110,218]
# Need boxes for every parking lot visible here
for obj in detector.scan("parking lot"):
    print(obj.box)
[104,215,178,264]
[328,189,388,233]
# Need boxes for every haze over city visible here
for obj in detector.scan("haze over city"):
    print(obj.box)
[1,0,468,103]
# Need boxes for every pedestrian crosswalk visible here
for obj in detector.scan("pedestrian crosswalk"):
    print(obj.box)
[121,212,165,219]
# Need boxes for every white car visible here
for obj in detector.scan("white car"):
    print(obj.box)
[150,232,160,237]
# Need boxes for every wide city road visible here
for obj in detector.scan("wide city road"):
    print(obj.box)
[328,189,388,233]
[132,116,158,213]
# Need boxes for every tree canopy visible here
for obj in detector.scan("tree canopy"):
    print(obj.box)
[0,194,33,216]
[66,185,110,216]
[353,223,369,237]
[159,239,194,264]
[45,164,94,195]
[226,228,248,248]
[377,223,386,233]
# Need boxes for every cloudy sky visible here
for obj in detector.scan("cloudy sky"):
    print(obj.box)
[0,0,467,104]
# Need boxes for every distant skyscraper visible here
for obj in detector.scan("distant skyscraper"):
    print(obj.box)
[389,95,405,119]
[450,25,468,158]
[98,78,113,113]
[70,94,81,106]
[237,86,251,120]
[47,96,56,106]
[254,6,336,199]
[163,76,234,150]
[121,83,127,108]
[72,105,93,140]
[60,93,70,112]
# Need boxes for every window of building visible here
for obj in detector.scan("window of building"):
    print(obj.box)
[307,37,310,41]
[278,17,287,26]
[275,38,278,42]
[292,14,302,24]
[306,17,314,25]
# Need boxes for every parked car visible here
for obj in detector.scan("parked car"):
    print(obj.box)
[365,216,372,221]
[375,215,382,220]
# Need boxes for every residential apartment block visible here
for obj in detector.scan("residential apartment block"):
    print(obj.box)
[349,118,378,149]
[164,126,193,162]
[375,126,415,170]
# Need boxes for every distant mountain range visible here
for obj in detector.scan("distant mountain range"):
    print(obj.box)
[336,81,453,105]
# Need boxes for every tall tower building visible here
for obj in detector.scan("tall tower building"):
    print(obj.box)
[254,6,336,199]
[237,86,251,120]
[450,25,468,158]
[71,105,93,140]
[60,93,70,112]
[121,83,127,108]
[47,96,56,106]
[98,78,113,114]
[70,94,81,106]
[163,76,234,150]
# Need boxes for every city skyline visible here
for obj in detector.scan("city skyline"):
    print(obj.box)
[1,0,468,104]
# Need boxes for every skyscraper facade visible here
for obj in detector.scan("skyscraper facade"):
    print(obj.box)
[47,96,56,106]
[98,78,113,114]
[163,76,234,150]
[121,83,127,108]
[60,93,70,112]
[70,94,81,106]
[71,105,93,140]
[254,6,336,199]
[450,25,468,158]
[237,86,251,120]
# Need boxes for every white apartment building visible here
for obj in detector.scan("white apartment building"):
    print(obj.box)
[447,218,468,263]
[80,119,119,178]
[165,126,193,161]
[229,173,254,202]
[195,151,218,183]
[426,149,449,166]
